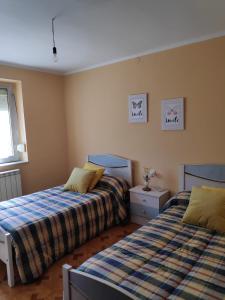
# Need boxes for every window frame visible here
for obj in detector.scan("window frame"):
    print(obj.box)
[0,83,19,164]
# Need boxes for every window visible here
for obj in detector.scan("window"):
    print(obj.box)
[0,84,19,164]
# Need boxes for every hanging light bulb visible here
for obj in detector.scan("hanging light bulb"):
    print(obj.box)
[53,45,58,63]
[52,17,58,63]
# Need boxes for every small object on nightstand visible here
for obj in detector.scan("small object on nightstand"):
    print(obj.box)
[129,185,170,225]
[143,167,156,191]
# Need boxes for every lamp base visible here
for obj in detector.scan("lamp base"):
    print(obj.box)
[142,186,151,192]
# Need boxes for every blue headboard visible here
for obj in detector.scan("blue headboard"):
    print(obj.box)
[179,164,225,191]
[88,154,132,186]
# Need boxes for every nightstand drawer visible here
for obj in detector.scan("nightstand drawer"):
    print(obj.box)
[130,192,159,208]
[129,186,170,225]
[130,202,159,219]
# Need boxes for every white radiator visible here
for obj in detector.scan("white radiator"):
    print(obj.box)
[0,169,22,201]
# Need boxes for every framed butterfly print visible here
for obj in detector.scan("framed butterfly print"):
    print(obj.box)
[128,93,148,123]
[161,98,184,130]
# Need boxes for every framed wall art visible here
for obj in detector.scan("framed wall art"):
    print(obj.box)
[128,93,148,123]
[161,97,184,130]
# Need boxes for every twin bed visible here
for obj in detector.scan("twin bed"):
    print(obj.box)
[1,158,225,300]
[0,154,132,287]
[63,164,225,300]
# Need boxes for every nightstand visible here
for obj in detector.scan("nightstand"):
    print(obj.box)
[129,185,170,225]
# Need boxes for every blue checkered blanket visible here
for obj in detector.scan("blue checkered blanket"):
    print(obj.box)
[0,175,129,283]
[78,192,225,300]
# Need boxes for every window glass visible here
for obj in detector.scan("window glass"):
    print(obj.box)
[0,88,14,159]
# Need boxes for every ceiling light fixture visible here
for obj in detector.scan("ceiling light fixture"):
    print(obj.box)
[51,17,58,63]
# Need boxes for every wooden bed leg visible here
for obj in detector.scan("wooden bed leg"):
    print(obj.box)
[63,264,72,300]
[5,233,15,287]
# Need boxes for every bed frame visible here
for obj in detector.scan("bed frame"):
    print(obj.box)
[63,163,225,300]
[179,164,225,190]
[87,154,132,187]
[0,154,132,287]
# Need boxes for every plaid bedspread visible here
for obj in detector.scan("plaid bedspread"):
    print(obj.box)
[78,192,225,300]
[0,175,129,283]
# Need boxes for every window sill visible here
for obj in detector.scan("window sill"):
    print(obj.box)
[0,160,29,168]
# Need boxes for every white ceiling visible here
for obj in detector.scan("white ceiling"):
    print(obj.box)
[0,0,225,74]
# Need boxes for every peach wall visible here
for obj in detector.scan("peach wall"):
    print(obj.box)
[0,65,68,194]
[64,36,225,193]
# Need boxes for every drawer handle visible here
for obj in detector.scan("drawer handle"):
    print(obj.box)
[142,199,146,202]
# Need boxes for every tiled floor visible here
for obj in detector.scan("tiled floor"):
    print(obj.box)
[0,223,139,300]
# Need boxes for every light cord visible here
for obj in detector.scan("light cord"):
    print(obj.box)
[52,17,56,48]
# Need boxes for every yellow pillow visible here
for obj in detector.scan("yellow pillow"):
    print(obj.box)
[83,162,105,190]
[182,186,225,233]
[64,168,96,194]
[202,185,225,192]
